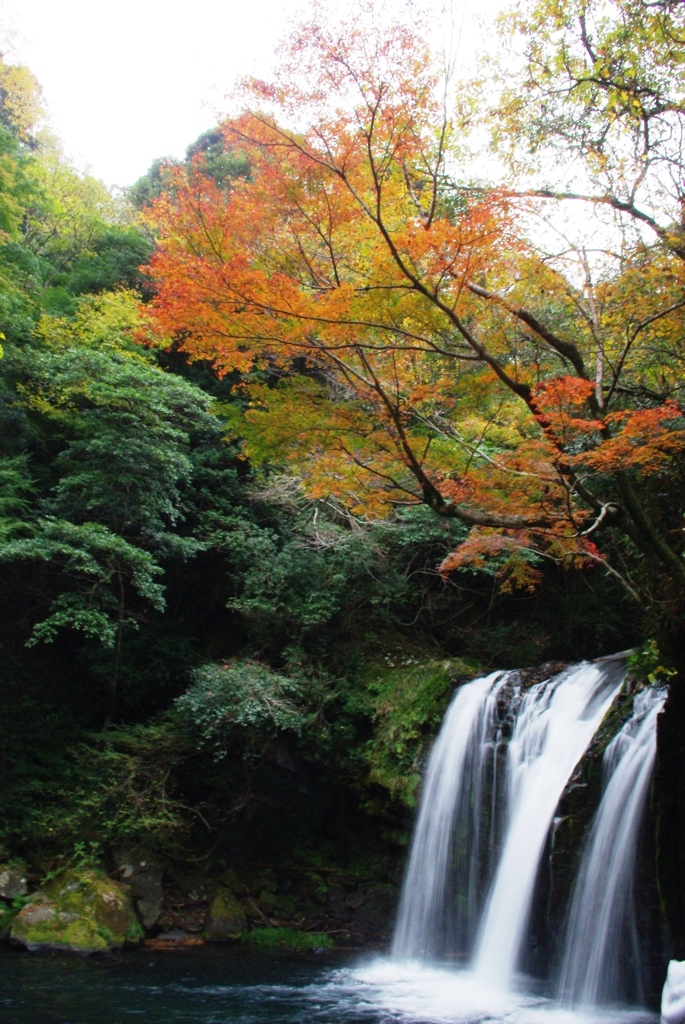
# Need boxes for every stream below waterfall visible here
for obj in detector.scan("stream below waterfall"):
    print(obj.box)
[0,946,658,1024]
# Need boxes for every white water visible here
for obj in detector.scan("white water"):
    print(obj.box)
[556,687,667,1008]
[349,959,657,1024]
[391,654,664,1013]
[392,670,509,959]
[473,661,624,989]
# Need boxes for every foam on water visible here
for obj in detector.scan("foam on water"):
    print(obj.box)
[344,958,659,1024]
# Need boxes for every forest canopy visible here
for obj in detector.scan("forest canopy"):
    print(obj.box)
[144,0,685,627]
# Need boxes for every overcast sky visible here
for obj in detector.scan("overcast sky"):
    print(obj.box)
[1,0,503,189]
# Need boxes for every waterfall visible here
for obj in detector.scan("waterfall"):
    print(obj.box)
[392,671,510,960]
[392,655,645,1000]
[473,660,624,990]
[556,686,666,1008]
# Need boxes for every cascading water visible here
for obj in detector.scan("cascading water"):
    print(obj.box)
[392,671,510,960]
[392,653,662,1012]
[473,659,625,990]
[556,686,666,1008]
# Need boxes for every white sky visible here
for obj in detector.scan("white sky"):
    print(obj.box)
[0,0,504,190]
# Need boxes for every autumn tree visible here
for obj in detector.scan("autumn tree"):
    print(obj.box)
[145,8,685,625]
[485,0,685,256]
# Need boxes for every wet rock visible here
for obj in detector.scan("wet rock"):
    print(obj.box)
[10,868,143,953]
[346,891,366,910]
[144,927,205,949]
[0,864,27,900]
[180,874,218,903]
[326,884,352,921]
[177,909,205,933]
[203,888,247,942]
[113,846,164,930]
[350,884,396,936]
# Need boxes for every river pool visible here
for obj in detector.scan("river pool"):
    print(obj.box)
[0,947,659,1024]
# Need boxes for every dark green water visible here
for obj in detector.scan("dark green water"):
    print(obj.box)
[0,946,659,1024]
[0,946,379,1024]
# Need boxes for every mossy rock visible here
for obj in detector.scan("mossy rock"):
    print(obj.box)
[10,868,143,953]
[362,655,479,806]
[0,863,28,900]
[203,887,247,942]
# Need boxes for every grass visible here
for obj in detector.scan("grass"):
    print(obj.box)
[242,926,335,951]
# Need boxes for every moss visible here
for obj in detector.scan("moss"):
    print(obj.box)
[272,893,297,919]
[203,887,247,942]
[242,926,334,951]
[10,868,141,952]
[0,903,18,940]
[361,655,479,806]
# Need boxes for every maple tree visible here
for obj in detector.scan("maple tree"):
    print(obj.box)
[145,8,685,611]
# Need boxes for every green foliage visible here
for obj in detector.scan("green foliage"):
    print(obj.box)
[0,454,33,540]
[18,345,212,537]
[128,157,179,209]
[0,902,19,938]
[224,519,392,640]
[243,926,334,950]
[2,519,166,647]
[65,227,154,296]
[129,129,250,210]
[627,640,677,687]
[0,335,224,671]
[217,498,467,660]
[174,660,307,756]
[0,58,44,145]
[0,719,191,858]
[361,655,479,806]
[185,129,251,189]
[0,127,33,239]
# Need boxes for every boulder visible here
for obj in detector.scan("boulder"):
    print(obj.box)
[10,868,143,953]
[113,846,164,930]
[0,864,27,900]
[203,888,247,942]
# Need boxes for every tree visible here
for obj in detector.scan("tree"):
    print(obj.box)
[144,10,685,624]
[0,56,44,147]
[485,0,685,257]
[0,329,217,724]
